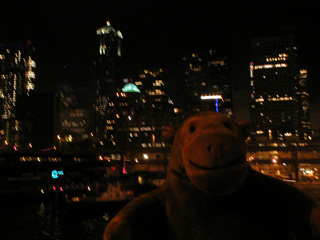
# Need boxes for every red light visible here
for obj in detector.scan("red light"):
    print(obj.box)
[53,186,56,191]
[60,187,64,192]
[111,166,116,171]
[13,146,18,151]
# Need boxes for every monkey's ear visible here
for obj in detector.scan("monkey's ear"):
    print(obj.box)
[235,120,251,139]
[162,125,178,144]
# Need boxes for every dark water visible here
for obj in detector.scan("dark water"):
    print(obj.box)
[0,193,127,240]
[1,185,319,240]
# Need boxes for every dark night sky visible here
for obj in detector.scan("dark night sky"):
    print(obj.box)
[1,0,320,128]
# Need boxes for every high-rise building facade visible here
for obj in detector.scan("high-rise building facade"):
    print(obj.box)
[102,70,175,150]
[134,69,175,147]
[250,34,311,141]
[206,50,233,117]
[57,85,90,150]
[16,92,58,150]
[94,21,123,138]
[0,41,36,148]
[136,69,174,112]
[183,50,233,116]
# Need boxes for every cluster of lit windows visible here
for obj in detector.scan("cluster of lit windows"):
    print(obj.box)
[61,120,85,128]
[0,49,36,118]
[153,80,164,86]
[254,95,298,103]
[97,21,113,35]
[254,63,287,69]
[67,111,85,117]
[143,69,162,77]
[25,56,36,94]
[129,127,139,131]
[250,62,255,77]
[20,157,61,162]
[99,44,108,54]
[266,57,286,62]
[200,95,222,100]
[266,53,288,62]
[118,102,128,106]
[26,82,35,92]
[299,69,308,87]
[154,98,163,102]
[65,135,73,142]
[140,127,153,131]
[147,89,164,96]
[268,96,293,101]
[96,97,108,113]
[26,71,35,78]
[295,91,309,96]
[300,69,307,74]
[208,60,225,66]
[116,92,127,97]
[28,59,36,67]
[141,143,165,148]
[189,63,202,72]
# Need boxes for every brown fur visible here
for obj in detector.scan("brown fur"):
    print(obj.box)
[104,111,319,240]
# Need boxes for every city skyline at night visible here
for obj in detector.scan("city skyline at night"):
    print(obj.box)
[2,3,320,239]
[1,0,320,129]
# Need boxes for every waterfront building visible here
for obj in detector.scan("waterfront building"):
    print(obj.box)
[250,34,311,141]
[94,21,123,139]
[183,50,233,116]
[247,140,320,183]
[0,41,36,149]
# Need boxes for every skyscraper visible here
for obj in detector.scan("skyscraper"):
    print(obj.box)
[94,21,123,138]
[206,50,233,117]
[16,92,58,150]
[136,69,174,112]
[0,41,36,148]
[250,34,311,141]
[183,50,233,116]
[134,69,175,147]
[104,70,175,149]
[57,85,90,149]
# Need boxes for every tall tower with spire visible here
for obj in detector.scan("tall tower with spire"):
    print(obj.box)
[95,21,123,138]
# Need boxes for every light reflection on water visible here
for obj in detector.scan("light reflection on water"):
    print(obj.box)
[1,195,125,240]
[37,202,63,239]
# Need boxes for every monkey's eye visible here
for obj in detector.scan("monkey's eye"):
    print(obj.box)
[223,121,232,130]
[190,125,196,133]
